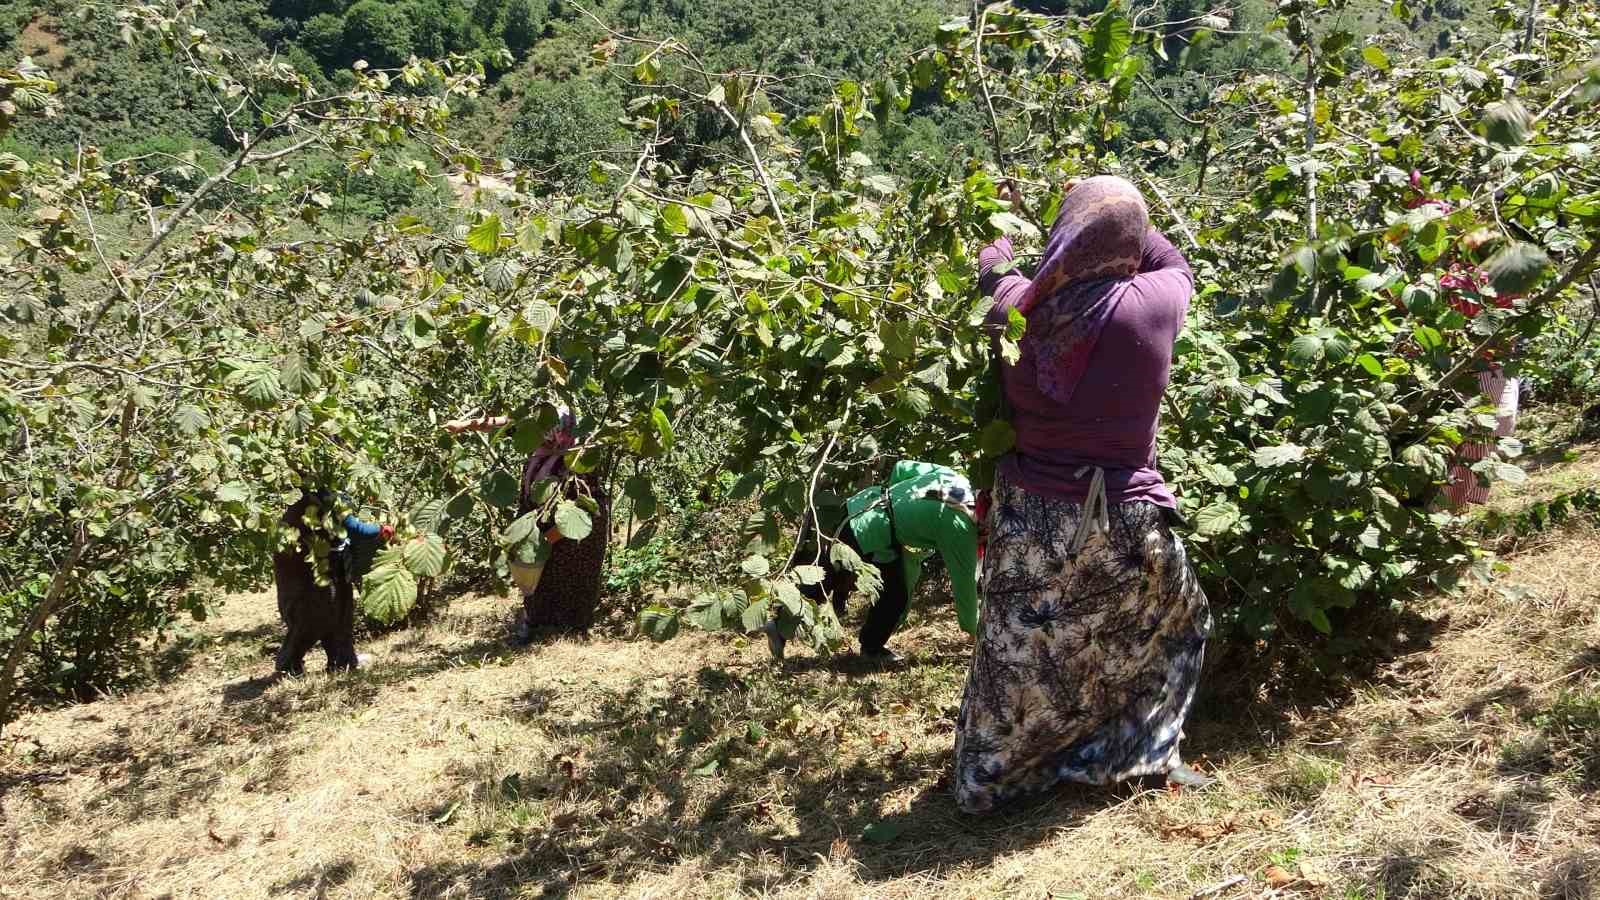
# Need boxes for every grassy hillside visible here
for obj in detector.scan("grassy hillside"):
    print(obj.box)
[3,423,1597,898]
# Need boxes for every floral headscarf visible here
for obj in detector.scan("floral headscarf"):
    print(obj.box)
[520,407,577,500]
[1016,176,1149,406]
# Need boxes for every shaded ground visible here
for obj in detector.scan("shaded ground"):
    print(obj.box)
[3,474,1599,898]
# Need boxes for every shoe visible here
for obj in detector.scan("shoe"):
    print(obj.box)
[861,646,899,663]
[763,620,786,660]
[1165,763,1217,790]
[508,617,533,647]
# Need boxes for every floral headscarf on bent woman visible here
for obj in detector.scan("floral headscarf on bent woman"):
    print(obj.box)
[1016,175,1150,406]
[518,407,577,511]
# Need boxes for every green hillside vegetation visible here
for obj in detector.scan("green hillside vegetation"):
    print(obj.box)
[1,0,1493,189]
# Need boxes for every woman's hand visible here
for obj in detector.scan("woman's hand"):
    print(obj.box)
[379,523,395,542]
[997,180,1021,206]
[444,415,510,434]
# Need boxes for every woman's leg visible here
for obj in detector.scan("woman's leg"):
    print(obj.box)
[272,550,318,676]
[857,542,911,656]
[322,566,360,672]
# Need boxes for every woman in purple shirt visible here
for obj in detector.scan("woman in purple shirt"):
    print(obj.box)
[953,176,1214,814]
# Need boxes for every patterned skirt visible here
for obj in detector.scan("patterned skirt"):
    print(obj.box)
[1442,368,1519,509]
[953,473,1212,814]
[518,467,610,631]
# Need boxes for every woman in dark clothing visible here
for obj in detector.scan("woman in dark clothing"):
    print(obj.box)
[445,409,610,640]
[953,177,1213,814]
[273,491,393,676]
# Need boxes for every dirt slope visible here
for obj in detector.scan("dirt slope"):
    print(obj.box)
[3,465,1599,899]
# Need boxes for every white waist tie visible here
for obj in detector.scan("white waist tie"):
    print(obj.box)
[1069,466,1111,557]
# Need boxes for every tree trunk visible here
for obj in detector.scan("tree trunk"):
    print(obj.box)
[0,531,87,731]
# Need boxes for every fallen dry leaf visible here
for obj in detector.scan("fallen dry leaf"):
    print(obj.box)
[1160,817,1237,843]
[1264,865,1297,888]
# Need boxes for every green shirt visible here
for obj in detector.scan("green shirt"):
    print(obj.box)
[844,461,979,635]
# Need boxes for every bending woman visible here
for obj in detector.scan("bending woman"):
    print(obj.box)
[770,460,979,661]
[954,177,1213,814]
[273,491,393,676]
[446,410,611,640]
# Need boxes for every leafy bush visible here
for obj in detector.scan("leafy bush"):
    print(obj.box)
[341,0,417,67]
[604,537,673,599]
[501,0,545,55]
[506,75,627,189]
[300,12,351,64]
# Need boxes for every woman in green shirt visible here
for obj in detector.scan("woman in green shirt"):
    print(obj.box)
[768,461,979,661]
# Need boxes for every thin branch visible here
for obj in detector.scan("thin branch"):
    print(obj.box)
[1136,71,1203,126]
[1577,273,1600,348]
[0,526,88,731]
[709,100,788,233]
[972,1,1009,168]
[69,131,320,355]
[1137,171,1198,250]
[785,396,853,573]
[1189,875,1247,900]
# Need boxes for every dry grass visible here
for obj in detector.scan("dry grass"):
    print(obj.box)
[4,515,1600,898]
[1485,438,1600,518]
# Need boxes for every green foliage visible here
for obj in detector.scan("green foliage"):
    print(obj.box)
[505,75,626,188]
[341,0,417,67]
[604,536,672,597]
[0,5,482,724]
[501,0,546,55]
[3,0,1599,727]
[1480,486,1600,538]
[300,12,351,63]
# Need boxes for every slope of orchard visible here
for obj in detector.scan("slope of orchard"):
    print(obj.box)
[2,420,1598,898]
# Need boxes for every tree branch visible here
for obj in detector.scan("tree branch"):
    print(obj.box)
[972,1,1008,168]
[69,132,320,355]
[1138,171,1198,249]
[0,527,88,731]
[785,396,852,573]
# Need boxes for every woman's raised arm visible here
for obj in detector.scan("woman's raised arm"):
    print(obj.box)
[1139,227,1193,286]
[979,236,1032,310]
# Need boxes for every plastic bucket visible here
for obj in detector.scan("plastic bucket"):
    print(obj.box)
[509,560,547,596]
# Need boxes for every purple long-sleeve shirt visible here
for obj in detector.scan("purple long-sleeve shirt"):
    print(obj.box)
[979,229,1193,509]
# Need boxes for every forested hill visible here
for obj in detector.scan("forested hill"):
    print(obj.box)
[1,0,1490,196]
